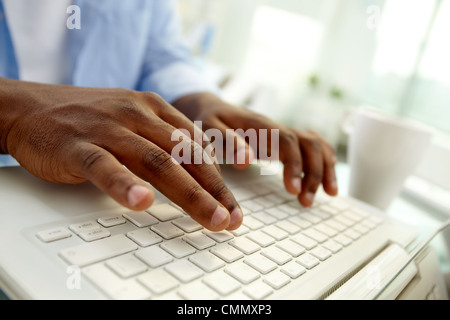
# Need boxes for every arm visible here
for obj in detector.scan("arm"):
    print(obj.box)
[0,78,242,231]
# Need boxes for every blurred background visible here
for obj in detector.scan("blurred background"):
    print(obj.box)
[177,0,450,157]
[177,0,450,275]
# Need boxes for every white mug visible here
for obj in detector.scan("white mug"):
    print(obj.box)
[346,108,434,210]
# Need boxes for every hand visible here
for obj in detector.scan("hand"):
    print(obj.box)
[173,93,338,206]
[0,79,242,231]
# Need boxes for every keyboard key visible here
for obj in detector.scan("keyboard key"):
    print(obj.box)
[320,204,341,215]
[135,245,173,268]
[78,228,110,242]
[253,196,276,208]
[322,239,343,253]
[327,199,351,211]
[210,244,244,263]
[299,212,321,224]
[252,212,277,225]
[229,237,261,255]
[189,251,225,272]
[261,246,292,265]
[324,219,346,232]
[261,225,288,241]
[146,203,184,222]
[277,204,299,215]
[177,281,219,300]
[69,220,101,234]
[59,234,138,267]
[265,207,289,220]
[106,254,147,278]
[264,271,291,289]
[160,238,196,258]
[246,231,275,247]
[137,269,179,295]
[97,215,126,228]
[343,228,361,240]
[83,263,151,300]
[242,216,264,230]
[36,227,71,243]
[172,216,203,233]
[231,187,257,201]
[276,239,306,257]
[297,253,320,269]
[309,208,332,220]
[126,228,162,247]
[151,222,184,239]
[243,281,273,299]
[123,211,158,228]
[352,223,370,235]
[291,234,317,250]
[314,223,338,237]
[203,272,241,296]
[310,246,332,261]
[229,225,250,237]
[183,231,216,250]
[303,228,328,243]
[244,254,277,274]
[240,200,264,212]
[248,184,272,196]
[288,216,312,229]
[275,220,300,235]
[225,262,260,284]
[165,260,203,283]
[202,230,233,243]
[333,233,352,246]
[280,261,306,279]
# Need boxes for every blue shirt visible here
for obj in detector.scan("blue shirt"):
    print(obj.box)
[0,0,219,167]
[0,0,218,104]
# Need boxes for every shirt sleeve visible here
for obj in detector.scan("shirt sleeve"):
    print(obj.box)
[137,0,220,104]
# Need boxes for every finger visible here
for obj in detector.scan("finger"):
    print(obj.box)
[105,130,243,231]
[321,140,339,196]
[295,132,324,206]
[143,93,221,172]
[72,143,155,211]
[220,111,302,194]
[278,130,303,195]
[205,117,255,170]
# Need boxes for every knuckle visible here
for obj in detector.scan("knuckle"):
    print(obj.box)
[207,181,230,201]
[280,130,298,146]
[140,92,166,113]
[143,148,173,176]
[184,184,204,204]
[79,148,106,174]
[303,136,322,151]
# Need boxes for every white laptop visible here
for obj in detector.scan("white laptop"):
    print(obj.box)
[0,164,448,300]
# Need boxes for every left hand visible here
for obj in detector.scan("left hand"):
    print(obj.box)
[172,93,338,207]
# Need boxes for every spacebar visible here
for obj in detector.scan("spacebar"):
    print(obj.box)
[59,235,138,267]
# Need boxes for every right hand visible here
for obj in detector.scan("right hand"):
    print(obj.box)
[0,79,242,231]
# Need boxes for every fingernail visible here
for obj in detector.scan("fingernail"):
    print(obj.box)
[229,207,243,227]
[211,205,229,227]
[331,180,338,191]
[306,192,315,204]
[128,185,150,207]
[292,177,301,194]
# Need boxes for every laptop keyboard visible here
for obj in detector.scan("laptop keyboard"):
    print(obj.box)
[36,178,384,300]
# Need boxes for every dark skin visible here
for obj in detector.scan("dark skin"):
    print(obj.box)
[0,77,338,231]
